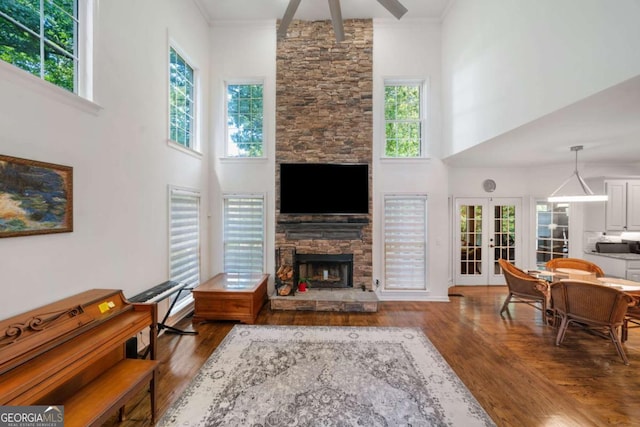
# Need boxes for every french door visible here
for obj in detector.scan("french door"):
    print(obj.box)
[454,198,521,285]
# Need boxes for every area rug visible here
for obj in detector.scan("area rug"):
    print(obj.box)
[158,326,495,426]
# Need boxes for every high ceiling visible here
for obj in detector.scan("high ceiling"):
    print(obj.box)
[196,0,452,22]
[443,74,640,168]
[195,0,640,169]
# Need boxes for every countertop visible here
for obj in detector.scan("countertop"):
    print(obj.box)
[584,251,640,261]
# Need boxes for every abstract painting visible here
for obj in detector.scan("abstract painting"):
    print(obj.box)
[0,155,73,237]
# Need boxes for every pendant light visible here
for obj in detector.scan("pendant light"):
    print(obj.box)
[547,145,608,202]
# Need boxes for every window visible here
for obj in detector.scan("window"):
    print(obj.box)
[169,46,197,150]
[0,0,79,93]
[384,195,427,290]
[224,194,265,273]
[169,187,200,305]
[225,82,264,157]
[384,81,424,157]
[536,201,569,268]
[384,82,423,157]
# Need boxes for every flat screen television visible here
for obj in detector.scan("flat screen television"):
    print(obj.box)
[280,163,369,215]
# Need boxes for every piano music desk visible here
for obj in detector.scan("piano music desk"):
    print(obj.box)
[192,273,269,324]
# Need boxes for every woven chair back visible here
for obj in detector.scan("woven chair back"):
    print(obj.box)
[545,258,605,277]
[558,280,632,325]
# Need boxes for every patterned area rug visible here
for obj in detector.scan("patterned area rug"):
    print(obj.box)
[159,326,495,426]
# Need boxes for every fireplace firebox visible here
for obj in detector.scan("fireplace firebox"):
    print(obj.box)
[294,253,354,289]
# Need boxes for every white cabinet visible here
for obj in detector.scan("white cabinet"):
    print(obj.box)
[605,179,640,231]
[584,253,626,277]
[584,253,640,280]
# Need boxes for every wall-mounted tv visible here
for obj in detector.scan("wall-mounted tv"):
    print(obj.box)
[280,163,369,215]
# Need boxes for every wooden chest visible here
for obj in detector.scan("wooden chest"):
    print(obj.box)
[192,273,269,324]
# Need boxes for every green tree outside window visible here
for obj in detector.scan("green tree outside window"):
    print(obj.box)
[0,0,77,93]
[227,83,264,157]
[384,84,422,157]
[169,47,195,149]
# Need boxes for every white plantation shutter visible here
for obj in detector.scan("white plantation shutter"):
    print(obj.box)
[224,194,265,273]
[384,195,427,290]
[169,187,200,303]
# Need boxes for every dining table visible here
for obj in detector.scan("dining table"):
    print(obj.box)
[526,268,640,304]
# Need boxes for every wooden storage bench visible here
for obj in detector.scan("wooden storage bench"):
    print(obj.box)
[192,273,269,324]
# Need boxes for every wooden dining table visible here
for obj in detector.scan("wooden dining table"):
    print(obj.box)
[527,268,640,304]
[596,277,640,298]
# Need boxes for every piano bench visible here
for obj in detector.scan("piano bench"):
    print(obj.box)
[62,358,159,427]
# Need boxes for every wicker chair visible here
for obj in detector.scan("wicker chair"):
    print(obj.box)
[550,280,633,365]
[622,303,640,342]
[545,258,605,277]
[498,259,550,322]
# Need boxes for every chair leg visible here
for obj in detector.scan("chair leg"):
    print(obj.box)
[610,327,629,366]
[555,316,569,346]
[500,293,512,315]
[622,318,629,343]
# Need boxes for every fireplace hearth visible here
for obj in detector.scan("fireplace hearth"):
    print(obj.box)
[294,253,353,289]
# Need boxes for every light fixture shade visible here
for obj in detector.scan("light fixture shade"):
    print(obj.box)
[548,194,609,203]
[547,146,608,203]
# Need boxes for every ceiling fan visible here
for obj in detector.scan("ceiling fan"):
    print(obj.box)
[277,0,408,42]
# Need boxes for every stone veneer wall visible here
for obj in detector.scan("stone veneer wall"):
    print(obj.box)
[275,19,373,289]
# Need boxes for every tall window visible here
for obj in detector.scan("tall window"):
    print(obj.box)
[169,187,200,305]
[225,82,264,157]
[169,46,197,150]
[384,195,427,290]
[536,201,569,268]
[384,81,424,158]
[0,0,79,92]
[224,194,265,274]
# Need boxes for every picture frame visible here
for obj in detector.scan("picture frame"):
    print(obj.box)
[0,155,73,238]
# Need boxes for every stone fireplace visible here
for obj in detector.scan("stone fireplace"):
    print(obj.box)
[275,19,373,294]
[295,253,354,289]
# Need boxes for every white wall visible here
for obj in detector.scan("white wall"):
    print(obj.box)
[0,0,211,318]
[209,22,277,282]
[373,20,450,300]
[441,0,640,157]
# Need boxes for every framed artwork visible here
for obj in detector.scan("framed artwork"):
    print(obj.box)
[0,155,73,238]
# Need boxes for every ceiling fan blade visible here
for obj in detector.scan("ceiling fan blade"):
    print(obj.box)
[277,0,302,39]
[376,0,408,19]
[328,0,345,42]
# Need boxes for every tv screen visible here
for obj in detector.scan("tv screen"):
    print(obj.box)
[280,163,369,215]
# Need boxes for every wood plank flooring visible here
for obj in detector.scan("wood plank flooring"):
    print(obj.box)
[105,285,640,426]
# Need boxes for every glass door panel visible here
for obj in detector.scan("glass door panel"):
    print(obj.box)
[455,198,521,285]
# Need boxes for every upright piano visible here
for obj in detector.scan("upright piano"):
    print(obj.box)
[0,289,158,426]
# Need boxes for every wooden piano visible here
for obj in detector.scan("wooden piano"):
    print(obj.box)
[0,289,158,426]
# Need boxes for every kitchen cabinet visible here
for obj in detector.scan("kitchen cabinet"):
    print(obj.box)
[605,179,640,231]
[584,252,640,280]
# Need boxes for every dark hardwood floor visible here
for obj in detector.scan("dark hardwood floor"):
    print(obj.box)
[106,285,640,426]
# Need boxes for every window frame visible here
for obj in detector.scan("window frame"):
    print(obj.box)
[0,0,79,92]
[223,193,266,274]
[224,79,266,158]
[382,194,428,291]
[0,0,98,110]
[382,79,427,159]
[535,200,570,269]
[167,39,200,154]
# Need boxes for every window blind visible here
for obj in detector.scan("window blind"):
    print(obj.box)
[224,195,265,274]
[384,195,427,290]
[170,188,200,303]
